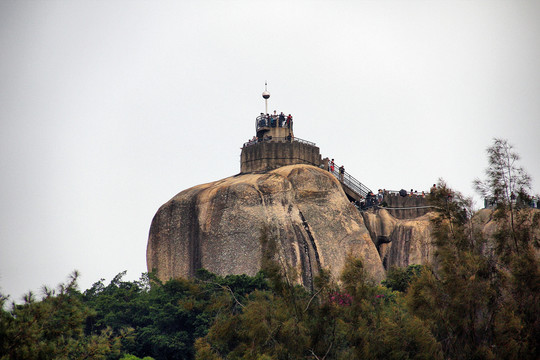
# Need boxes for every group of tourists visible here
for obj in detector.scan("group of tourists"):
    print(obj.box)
[354,188,431,210]
[256,112,293,129]
[397,189,427,198]
[349,190,381,210]
[327,159,345,181]
[364,190,383,208]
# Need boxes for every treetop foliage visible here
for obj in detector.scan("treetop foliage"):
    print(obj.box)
[474,138,532,207]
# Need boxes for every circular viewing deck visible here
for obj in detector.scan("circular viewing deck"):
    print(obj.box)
[255,114,294,142]
[241,113,320,173]
[256,114,293,131]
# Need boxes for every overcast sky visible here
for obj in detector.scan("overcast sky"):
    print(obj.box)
[1,0,539,302]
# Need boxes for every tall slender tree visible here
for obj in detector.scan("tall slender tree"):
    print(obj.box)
[474,138,533,254]
[474,138,531,206]
[407,139,539,359]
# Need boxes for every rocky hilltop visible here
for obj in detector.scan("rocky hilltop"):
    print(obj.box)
[147,164,386,288]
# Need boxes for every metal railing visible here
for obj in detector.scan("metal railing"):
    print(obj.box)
[248,114,372,201]
[293,137,316,146]
[329,166,372,198]
[256,115,293,131]
[384,189,428,197]
[243,136,316,148]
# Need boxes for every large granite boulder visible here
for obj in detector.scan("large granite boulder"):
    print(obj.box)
[147,164,385,288]
[361,209,436,269]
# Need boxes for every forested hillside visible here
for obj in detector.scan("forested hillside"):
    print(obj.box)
[1,139,538,360]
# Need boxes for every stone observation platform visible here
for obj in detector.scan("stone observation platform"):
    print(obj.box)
[240,84,372,203]
[241,138,322,173]
[239,85,434,219]
[240,112,322,173]
[146,84,440,290]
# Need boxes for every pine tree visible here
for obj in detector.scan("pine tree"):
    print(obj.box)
[407,139,539,359]
[474,138,539,358]
[474,138,531,207]
[0,271,123,360]
[474,138,533,254]
[195,230,442,360]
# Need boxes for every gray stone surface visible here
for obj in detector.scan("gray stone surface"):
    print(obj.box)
[147,164,385,288]
[240,141,322,173]
[361,209,435,270]
[149,165,530,284]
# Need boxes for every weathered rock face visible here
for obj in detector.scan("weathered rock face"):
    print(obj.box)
[362,207,540,270]
[241,141,321,173]
[472,208,540,257]
[151,164,530,283]
[147,164,385,288]
[361,209,435,269]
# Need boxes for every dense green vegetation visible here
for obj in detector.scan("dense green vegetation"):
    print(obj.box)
[1,138,538,359]
[1,270,269,360]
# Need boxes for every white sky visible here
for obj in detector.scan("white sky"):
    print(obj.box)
[1,0,539,302]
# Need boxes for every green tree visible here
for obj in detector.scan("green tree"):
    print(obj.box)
[474,138,531,207]
[195,229,441,360]
[338,257,441,360]
[119,355,154,360]
[474,138,533,254]
[474,138,539,357]
[415,181,520,358]
[84,272,212,360]
[382,264,425,293]
[408,172,539,359]
[0,271,123,360]
[83,270,268,360]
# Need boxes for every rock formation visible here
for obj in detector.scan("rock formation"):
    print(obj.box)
[151,163,516,285]
[361,209,435,269]
[147,164,385,288]
[361,206,540,271]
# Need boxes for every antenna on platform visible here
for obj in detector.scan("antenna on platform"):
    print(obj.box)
[262,81,270,114]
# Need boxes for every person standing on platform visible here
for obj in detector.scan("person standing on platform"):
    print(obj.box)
[377,189,384,204]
